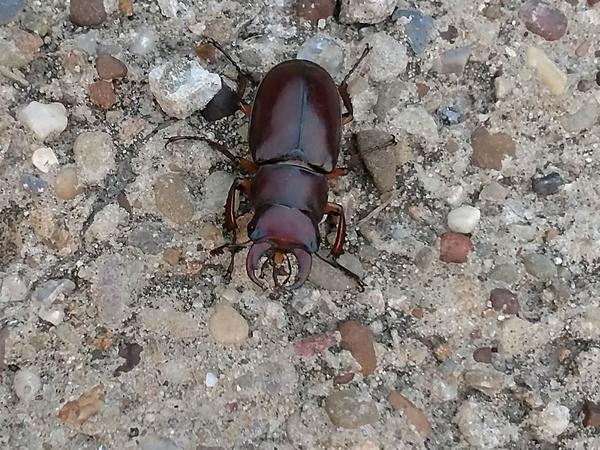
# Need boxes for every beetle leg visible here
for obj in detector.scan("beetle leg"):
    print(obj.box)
[339,45,371,126]
[324,202,347,257]
[225,178,251,232]
[314,252,365,292]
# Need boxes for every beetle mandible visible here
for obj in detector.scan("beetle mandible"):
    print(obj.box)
[167,40,370,290]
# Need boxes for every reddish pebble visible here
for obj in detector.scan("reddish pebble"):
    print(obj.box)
[96,55,128,80]
[471,126,516,170]
[89,80,116,109]
[338,320,377,377]
[293,331,338,357]
[473,347,493,364]
[439,232,472,263]
[519,0,567,41]
[583,401,600,427]
[333,372,354,385]
[70,0,107,27]
[293,0,336,23]
[195,43,217,63]
[489,288,519,315]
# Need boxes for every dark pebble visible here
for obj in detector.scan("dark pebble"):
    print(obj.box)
[577,79,594,92]
[489,288,519,314]
[519,0,568,41]
[89,80,116,109]
[439,25,458,42]
[532,172,564,195]
[473,347,493,364]
[96,55,128,80]
[583,401,600,427]
[70,0,107,27]
[596,70,600,87]
[439,232,472,264]
[21,174,47,195]
[437,105,462,125]
[293,0,335,23]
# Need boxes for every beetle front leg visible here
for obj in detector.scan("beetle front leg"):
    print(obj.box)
[325,202,346,257]
[339,45,371,126]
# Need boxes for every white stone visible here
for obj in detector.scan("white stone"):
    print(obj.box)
[531,402,570,442]
[205,372,218,387]
[447,205,481,234]
[208,303,249,345]
[73,131,116,185]
[0,274,28,302]
[13,368,42,401]
[38,308,64,326]
[297,35,345,78]
[363,32,408,82]
[17,101,68,141]
[129,26,157,55]
[149,59,221,119]
[86,203,128,241]
[526,47,567,97]
[389,106,438,142]
[494,76,513,100]
[32,147,59,173]
[339,0,396,24]
[158,0,179,18]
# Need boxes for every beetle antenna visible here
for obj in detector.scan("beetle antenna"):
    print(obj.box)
[314,252,366,292]
[341,44,372,86]
[204,37,260,85]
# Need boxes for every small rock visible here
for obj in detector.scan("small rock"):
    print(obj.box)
[89,80,116,109]
[439,232,472,264]
[526,47,567,96]
[86,204,128,241]
[293,0,336,23]
[530,402,570,442]
[532,172,564,195]
[338,320,376,376]
[18,101,68,142]
[387,390,431,438]
[489,288,519,314]
[154,173,195,226]
[363,32,408,82]
[494,76,513,100]
[208,303,249,345]
[199,171,235,219]
[390,106,438,142]
[309,254,356,291]
[436,105,463,125]
[457,400,518,448]
[297,35,345,77]
[149,59,222,119]
[0,274,28,302]
[470,126,516,170]
[488,263,520,284]
[205,372,218,388]
[435,46,472,76]
[519,1,568,41]
[523,253,557,282]
[129,26,157,55]
[38,308,65,326]
[32,279,76,305]
[13,368,41,401]
[70,0,107,27]
[324,390,379,428]
[157,0,179,17]
[31,147,59,173]
[583,401,600,428]
[447,206,481,234]
[356,130,396,193]
[0,28,43,68]
[482,3,502,20]
[293,331,338,357]
[499,316,550,356]
[95,55,128,80]
[162,248,181,266]
[114,342,143,375]
[473,347,493,364]
[439,25,459,42]
[560,99,600,133]
[479,181,508,203]
[73,131,115,185]
[0,0,26,25]
[392,9,434,55]
[570,307,600,340]
[128,222,174,255]
[21,175,47,195]
[463,368,506,396]
[339,0,396,24]
[54,166,83,200]
[58,385,104,426]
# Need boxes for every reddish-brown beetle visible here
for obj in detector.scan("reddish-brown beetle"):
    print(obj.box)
[168,40,369,289]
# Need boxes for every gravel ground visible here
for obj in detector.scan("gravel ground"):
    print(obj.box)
[1,0,600,449]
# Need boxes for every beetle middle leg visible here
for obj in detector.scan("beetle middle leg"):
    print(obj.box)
[324,202,347,257]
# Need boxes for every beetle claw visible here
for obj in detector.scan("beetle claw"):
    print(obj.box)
[246,242,272,290]
[288,248,312,290]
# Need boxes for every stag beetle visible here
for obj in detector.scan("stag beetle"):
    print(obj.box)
[167,39,370,290]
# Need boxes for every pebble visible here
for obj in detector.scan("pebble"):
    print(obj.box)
[208,303,249,345]
[89,80,116,109]
[38,308,65,326]
[70,0,107,27]
[447,206,481,234]
[324,389,379,428]
[17,101,68,142]
[393,10,434,55]
[129,26,157,55]
[54,166,83,200]
[530,402,570,442]
[470,126,516,170]
[157,0,179,18]
[569,307,600,340]
[297,35,345,77]
[32,279,75,305]
[473,347,493,364]
[519,1,567,41]
[308,254,356,291]
[58,385,104,426]
[149,59,221,119]
[463,368,506,397]
[523,253,557,281]
[356,130,396,193]
[73,131,115,185]
[154,173,195,226]
[128,222,174,255]
[199,171,235,219]
[456,400,517,448]
[434,46,472,76]
[439,232,472,264]
[387,390,432,438]
[162,248,180,266]
[494,76,513,100]
[526,47,567,96]
[363,33,408,82]
[436,105,463,125]
[293,331,338,357]
[0,274,28,302]
[338,320,377,376]
[339,0,396,24]
[489,288,519,314]
[0,28,43,68]
[21,175,47,195]
[488,263,520,284]
[31,147,59,173]
[532,172,564,195]
[0,0,25,25]
[583,401,600,427]
[96,55,128,80]
[293,0,336,23]
[390,106,439,142]
[499,316,550,356]
[205,372,218,388]
[479,181,508,203]
[560,99,600,133]
[13,368,42,401]
[86,204,128,241]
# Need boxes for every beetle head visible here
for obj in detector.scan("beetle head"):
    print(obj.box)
[245,205,318,289]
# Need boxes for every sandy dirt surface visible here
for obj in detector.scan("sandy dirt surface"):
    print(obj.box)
[1,0,600,449]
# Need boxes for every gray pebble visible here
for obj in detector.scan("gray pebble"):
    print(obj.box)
[21,174,47,195]
[13,368,41,401]
[128,222,174,255]
[532,172,564,195]
[0,0,25,25]
[488,264,520,284]
[324,389,379,428]
[297,35,345,77]
[523,253,557,282]
[393,9,435,54]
